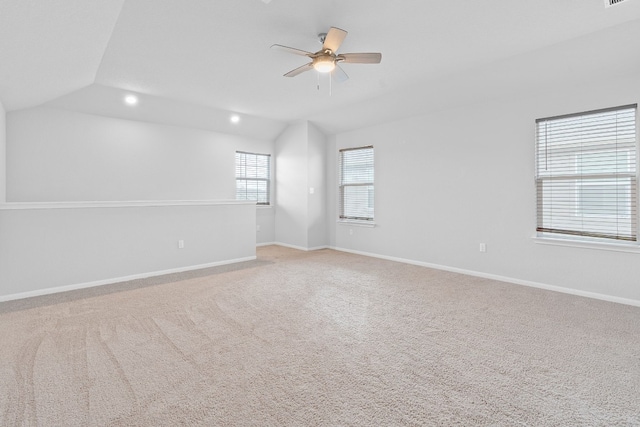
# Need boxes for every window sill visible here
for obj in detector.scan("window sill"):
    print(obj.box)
[337,219,376,228]
[532,234,640,254]
[256,205,272,209]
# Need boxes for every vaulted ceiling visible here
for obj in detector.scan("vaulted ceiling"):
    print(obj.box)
[1,0,640,138]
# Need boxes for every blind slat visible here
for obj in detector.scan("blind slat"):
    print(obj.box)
[236,151,270,205]
[340,147,374,220]
[536,105,637,241]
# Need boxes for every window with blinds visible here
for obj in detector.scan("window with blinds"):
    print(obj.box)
[535,104,637,242]
[339,146,374,221]
[235,151,270,205]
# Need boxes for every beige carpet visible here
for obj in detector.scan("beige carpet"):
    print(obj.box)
[1,246,639,426]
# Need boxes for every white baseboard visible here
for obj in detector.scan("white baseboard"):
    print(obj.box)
[272,242,329,252]
[10,245,636,308]
[0,256,257,303]
[256,242,276,247]
[330,246,640,308]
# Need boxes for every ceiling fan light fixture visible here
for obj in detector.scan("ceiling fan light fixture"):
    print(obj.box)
[273,27,381,81]
[313,56,335,73]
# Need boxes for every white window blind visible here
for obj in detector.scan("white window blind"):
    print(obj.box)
[535,104,637,241]
[236,151,270,205]
[339,146,374,221]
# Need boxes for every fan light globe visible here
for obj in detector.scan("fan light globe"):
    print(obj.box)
[124,95,138,106]
[313,56,335,73]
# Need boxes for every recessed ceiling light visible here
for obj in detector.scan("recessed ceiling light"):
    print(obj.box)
[230,115,240,124]
[124,95,138,106]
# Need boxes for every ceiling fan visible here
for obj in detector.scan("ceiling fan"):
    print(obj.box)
[271,27,382,82]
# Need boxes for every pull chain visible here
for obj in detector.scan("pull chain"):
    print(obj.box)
[315,72,333,95]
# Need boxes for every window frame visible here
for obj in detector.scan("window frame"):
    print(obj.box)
[338,145,375,222]
[535,104,638,244]
[235,151,271,206]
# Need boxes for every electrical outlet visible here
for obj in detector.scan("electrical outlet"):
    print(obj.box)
[256,224,261,232]
[178,239,184,249]
[479,243,486,253]
[349,229,354,235]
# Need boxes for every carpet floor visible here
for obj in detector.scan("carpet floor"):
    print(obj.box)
[1,245,639,426]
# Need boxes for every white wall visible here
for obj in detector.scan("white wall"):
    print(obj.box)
[329,74,640,303]
[275,121,309,248]
[0,201,256,300]
[256,207,275,245]
[6,106,275,241]
[7,107,275,201]
[0,99,6,202]
[326,134,338,249]
[274,121,328,249]
[307,122,327,249]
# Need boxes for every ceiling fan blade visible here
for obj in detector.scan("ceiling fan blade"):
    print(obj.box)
[337,52,382,64]
[332,65,349,83]
[284,62,313,77]
[271,44,313,57]
[323,27,347,52]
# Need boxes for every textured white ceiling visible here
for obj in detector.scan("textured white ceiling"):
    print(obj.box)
[0,0,125,110]
[1,0,640,136]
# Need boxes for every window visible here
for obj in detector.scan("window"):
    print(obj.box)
[339,146,374,221]
[535,104,637,242]
[235,151,270,205]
